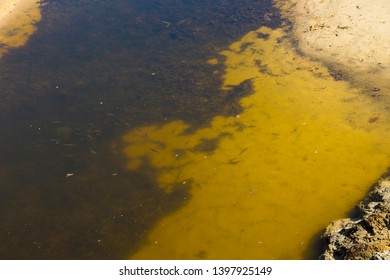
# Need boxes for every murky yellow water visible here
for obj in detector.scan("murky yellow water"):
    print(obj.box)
[123,26,390,259]
[0,0,41,56]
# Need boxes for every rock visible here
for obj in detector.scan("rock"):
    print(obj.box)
[372,250,390,260]
[320,177,390,260]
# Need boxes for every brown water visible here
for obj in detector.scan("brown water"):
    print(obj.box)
[0,0,280,259]
[2,0,389,260]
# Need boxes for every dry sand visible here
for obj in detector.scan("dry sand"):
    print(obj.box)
[277,0,390,93]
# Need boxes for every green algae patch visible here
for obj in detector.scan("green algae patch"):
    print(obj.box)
[123,27,390,259]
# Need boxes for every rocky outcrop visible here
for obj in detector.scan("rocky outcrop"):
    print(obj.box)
[320,178,390,260]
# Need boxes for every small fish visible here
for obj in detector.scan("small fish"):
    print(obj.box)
[368,116,380,123]
[238,147,249,156]
[228,158,240,165]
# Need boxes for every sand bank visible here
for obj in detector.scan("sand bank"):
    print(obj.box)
[276,0,390,93]
[0,0,42,55]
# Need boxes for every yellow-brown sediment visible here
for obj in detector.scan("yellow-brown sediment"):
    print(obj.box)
[0,0,42,57]
[123,26,390,260]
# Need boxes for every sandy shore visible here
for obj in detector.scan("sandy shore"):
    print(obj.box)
[277,0,390,93]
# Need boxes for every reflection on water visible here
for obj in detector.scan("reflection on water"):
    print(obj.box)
[0,0,278,259]
[124,27,390,259]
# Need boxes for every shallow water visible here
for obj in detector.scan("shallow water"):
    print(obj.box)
[0,0,279,259]
[2,0,389,260]
[123,27,390,259]
[0,1,41,56]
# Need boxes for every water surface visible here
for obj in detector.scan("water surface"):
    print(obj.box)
[0,0,278,259]
[2,0,389,260]
[124,27,390,259]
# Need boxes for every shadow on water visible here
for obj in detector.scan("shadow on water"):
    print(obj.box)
[303,230,326,260]
[0,0,280,258]
[303,167,390,260]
